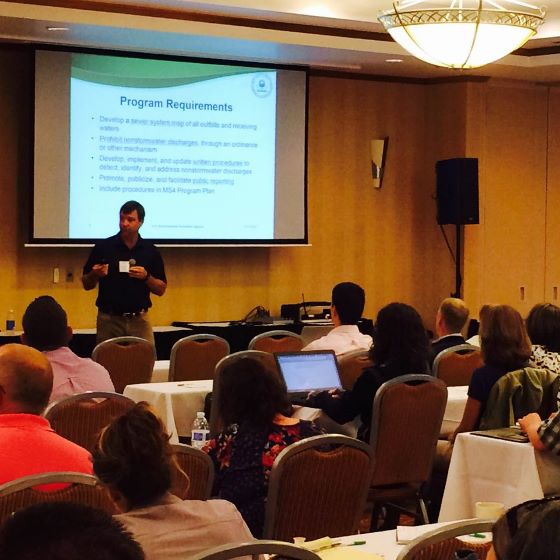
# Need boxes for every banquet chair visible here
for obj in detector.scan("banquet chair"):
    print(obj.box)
[263,434,374,541]
[337,349,373,390]
[170,443,214,500]
[0,472,116,525]
[92,336,156,393]
[479,366,560,430]
[43,391,135,453]
[368,374,447,530]
[169,334,230,382]
[190,540,321,560]
[396,519,494,560]
[432,344,482,386]
[209,350,277,436]
[248,330,304,353]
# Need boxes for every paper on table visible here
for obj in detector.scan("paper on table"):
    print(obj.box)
[396,525,440,544]
[396,524,492,545]
[319,549,383,560]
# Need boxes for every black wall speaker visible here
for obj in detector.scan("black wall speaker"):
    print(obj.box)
[436,158,479,225]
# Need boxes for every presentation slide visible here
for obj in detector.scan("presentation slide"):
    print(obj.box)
[32,50,307,245]
[69,55,276,238]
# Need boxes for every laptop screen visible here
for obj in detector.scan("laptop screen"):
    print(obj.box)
[275,350,342,393]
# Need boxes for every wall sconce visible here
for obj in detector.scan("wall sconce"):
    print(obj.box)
[371,137,389,189]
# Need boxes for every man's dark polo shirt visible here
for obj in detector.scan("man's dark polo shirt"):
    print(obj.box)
[83,233,166,315]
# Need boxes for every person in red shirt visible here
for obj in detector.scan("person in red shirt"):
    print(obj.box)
[0,343,92,485]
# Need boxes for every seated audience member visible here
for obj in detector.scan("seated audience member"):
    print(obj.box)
[519,303,560,452]
[430,305,530,521]
[526,302,560,375]
[450,304,532,441]
[519,410,560,453]
[489,497,560,560]
[204,357,322,537]
[0,343,92,484]
[306,302,430,442]
[430,297,469,366]
[22,295,114,403]
[0,502,145,560]
[302,282,372,354]
[93,402,253,560]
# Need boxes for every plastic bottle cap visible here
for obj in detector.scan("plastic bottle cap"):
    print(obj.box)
[196,412,205,418]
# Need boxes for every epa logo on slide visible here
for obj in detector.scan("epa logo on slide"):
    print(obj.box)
[251,74,272,98]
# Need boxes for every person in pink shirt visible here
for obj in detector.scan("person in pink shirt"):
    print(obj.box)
[21,295,114,403]
[0,343,92,484]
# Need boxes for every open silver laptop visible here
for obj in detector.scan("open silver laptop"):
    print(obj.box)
[274,350,343,400]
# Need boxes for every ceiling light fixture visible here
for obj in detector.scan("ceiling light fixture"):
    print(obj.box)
[46,26,69,31]
[378,1,545,69]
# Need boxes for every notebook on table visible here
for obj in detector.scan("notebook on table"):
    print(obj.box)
[471,426,529,443]
[274,350,343,401]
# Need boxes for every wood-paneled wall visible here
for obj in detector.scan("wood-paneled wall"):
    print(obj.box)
[2,46,554,332]
[463,80,551,317]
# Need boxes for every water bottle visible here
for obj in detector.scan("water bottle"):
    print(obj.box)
[5,310,15,331]
[191,411,209,449]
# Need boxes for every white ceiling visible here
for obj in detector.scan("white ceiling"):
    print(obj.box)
[2,0,560,81]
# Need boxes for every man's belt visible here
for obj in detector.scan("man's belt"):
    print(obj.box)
[99,308,148,318]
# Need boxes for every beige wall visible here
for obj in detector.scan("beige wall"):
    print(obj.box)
[4,46,550,333]
[463,80,551,318]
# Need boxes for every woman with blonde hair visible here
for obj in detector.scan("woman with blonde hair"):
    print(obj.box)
[93,402,253,560]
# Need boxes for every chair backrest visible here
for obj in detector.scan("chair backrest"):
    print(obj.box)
[190,540,321,560]
[44,391,135,453]
[92,336,156,393]
[337,349,373,390]
[170,443,214,500]
[370,374,447,487]
[300,325,334,346]
[432,344,483,386]
[0,472,116,525]
[396,519,494,560]
[169,334,230,382]
[209,350,277,436]
[480,367,560,429]
[248,330,304,353]
[263,434,374,541]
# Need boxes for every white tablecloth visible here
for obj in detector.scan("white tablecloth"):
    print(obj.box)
[335,529,404,559]
[439,432,560,521]
[327,521,472,560]
[441,386,468,436]
[124,380,213,443]
[152,360,170,383]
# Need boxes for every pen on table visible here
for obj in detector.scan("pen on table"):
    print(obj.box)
[332,540,366,547]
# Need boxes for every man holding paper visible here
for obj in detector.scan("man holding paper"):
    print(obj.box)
[82,200,167,345]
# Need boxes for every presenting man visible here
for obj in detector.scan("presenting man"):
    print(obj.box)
[82,201,167,345]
